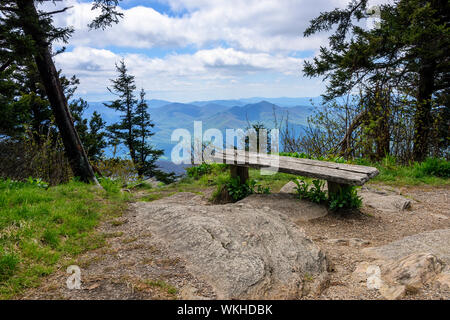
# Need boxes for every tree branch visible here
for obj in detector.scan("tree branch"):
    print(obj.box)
[38,6,73,16]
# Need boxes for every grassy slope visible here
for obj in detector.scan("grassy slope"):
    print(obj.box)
[0,179,130,299]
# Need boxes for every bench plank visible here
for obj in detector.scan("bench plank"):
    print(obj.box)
[211,149,379,186]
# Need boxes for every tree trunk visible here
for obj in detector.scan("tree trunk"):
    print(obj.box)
[375,105,390,160]
[16,0,99,184]
[413,61,435,162]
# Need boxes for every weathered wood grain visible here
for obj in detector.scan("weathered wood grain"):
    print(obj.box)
[211,149,379,186]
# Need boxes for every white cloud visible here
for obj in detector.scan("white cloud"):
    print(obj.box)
[55,45,326,102]
[44,0,369,100]
[48,0,350,53]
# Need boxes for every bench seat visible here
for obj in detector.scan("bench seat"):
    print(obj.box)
[210,149,379,194]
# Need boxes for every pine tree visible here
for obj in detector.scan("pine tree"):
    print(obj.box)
[70,99,107,161]
[303,0,449,161]
[134,89,164,178]
[105,60,138,162]
[0,1,123,183]
[105,61,164,179]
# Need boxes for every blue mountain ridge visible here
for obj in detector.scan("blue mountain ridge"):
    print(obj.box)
[83,98,320,174]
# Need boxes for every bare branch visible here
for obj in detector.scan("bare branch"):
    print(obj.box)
[39,6,73,16]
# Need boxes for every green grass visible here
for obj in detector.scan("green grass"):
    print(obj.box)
[369,157,450,186]
[0,178,130,299]
[144,279,178,296]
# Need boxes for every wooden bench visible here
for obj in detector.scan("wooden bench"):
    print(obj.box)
[210,149,379,197]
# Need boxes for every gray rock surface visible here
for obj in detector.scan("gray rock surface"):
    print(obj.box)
[360,188,413,212]
[279,181,298,194]
[354,253,448,299]
[237,193,328,222]
[131,193,329,299]
[362,229,450,266]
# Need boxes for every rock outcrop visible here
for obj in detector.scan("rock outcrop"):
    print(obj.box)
[362,229,450,265]
[354,229,450,299]
[360,187,413,212]
[237,193,328,222]
[353,253,448,299]
[130,193,329,299]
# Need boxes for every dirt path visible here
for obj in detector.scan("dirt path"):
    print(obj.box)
[21,184,449,300]
[298,185,450,300]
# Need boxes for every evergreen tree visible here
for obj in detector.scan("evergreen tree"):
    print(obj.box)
[303,0,449,161]
[70,99,107,161]
[134,88,164,178]
[105,60,138,162]
[0,1,123,183]
[105,61,165,179]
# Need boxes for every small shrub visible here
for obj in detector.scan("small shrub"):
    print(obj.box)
[328,186,362,211]
[186,163,228,179]
[186,163,213,179]
[215,177,271,202]
[414,158,450,178]
[294,178,361,211]
[293,179,327,204]
[0,131,72,185]
[255,184,271,194]
[95,158,137,184]
[98,177,122,194]
[226,177,254,201]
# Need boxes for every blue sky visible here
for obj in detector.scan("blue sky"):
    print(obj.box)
[41,0,384,102]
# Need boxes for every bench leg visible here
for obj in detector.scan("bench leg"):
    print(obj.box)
[327,181,351,199]
[230,165,249,184]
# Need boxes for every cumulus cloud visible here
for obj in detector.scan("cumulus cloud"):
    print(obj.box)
[47,0,350,53]
[43,0,383,100]
[55,46,306,97]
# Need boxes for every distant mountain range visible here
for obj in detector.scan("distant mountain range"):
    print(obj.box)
[84,97,321,165]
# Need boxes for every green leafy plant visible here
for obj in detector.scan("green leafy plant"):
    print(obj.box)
[225,177,254,201]
[256,184,271,194]
[224,177,271,201]
[294,178,360,211]
[186,163,228,180]
[26,177,49,189]
[413,158,450,178]
[186,163,213,179]
[293,179,327,204]
[328,186,362,211]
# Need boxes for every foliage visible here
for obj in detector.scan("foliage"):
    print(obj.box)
[0,178,129,299]
[224,177,271,202]
[302,0,449,162]
[70,98,107,161]
[224,178,254,201]
[293,179,327,204]
[0,130,72,185]
[186,163,228,179]
[293,177,361,211]
[328,186,362,211]
[134,88,164,178]
[105,60,164,179]
[0,1,124,183]
[413,158,450,179]
[94,158,137,184]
